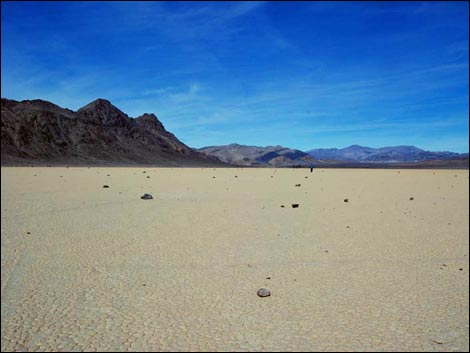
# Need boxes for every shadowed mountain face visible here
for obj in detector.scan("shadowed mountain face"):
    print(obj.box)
[308,145,468,163]
[197,144,316,167]
[1,98,225,166]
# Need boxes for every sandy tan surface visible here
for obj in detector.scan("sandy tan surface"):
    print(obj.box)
[1,167,469,352]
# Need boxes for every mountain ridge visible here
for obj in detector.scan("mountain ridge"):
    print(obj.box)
[1,97,226,166]
[197,144,316,167]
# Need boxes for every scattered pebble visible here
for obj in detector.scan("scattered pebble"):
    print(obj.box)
[459,268,463,271]
[409,197,414,200]
[103,185,109,188]
[27,232,30,235]
[292,204,299,208]
[143,171,146,173]
[141,193,153,200]
[257,288,271,297]
[266,277,271,280]
[295,184,301,187]
[344,199,348,203]
[346,226,350,228]
[281,205,285,208]
[305,176,308,178]
[147,176,150,178]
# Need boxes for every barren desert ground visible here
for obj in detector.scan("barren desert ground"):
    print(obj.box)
[1,167,469,352]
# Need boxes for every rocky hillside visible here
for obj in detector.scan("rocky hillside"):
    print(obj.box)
[1,98,225,166]
[198,144,316,167]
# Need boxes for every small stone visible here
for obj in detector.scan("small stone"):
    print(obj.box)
[325,250,328,253]
[235,176,238,178]
[212,176,216,179]
[147,176,150,178]
[292,204,299,208]
[266,277,271,280]
[107,174,110,176]
[459,268,463,271]
[103,185,109,188]
[344,199,348,202]
[27,232,31,235]
[295,184,301,187]
[305,176,308,178]
[346,226,350,228]
[280,205,285,208]
[143,171,146,173]
[141,193,153,200]
[257,288,271,297]
[409,197,414,200]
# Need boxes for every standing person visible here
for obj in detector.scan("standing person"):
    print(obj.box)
[310,164,314,173]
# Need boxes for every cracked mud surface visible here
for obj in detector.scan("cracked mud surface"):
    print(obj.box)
[1,167,469,351]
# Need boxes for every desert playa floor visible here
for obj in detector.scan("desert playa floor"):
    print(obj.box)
[1,167,469,352]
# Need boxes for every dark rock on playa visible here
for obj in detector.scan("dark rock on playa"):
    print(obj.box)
[141,193,153,200]
[292,204,299,208]
[257,288,271,297]
[295,184,301,187]
[280,205,285,208]
[103,185,109,188]
[409,197,414,200]
[344,199,348,202]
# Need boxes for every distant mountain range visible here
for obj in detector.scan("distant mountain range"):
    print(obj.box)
[197,144,315,167]
[2,97,467,168]
[307,145,468,163]
[198,143,468,168]
[1,98,225,166]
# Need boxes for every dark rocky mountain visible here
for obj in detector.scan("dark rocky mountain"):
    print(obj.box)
[307,144,467,163]
[197,143,316,167]
[1,98,225,166]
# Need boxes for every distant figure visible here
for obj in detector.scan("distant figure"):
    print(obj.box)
[310,164,314,173]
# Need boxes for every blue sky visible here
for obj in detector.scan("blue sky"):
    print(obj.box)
[1,1,469,152]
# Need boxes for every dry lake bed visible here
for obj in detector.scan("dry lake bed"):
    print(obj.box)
[1,167,469,351]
